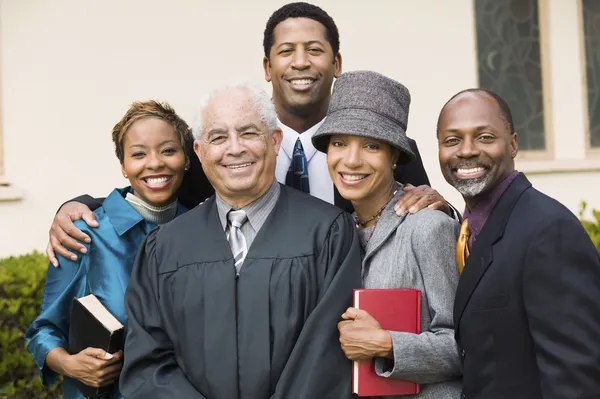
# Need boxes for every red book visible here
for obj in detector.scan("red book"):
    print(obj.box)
[352,288,422,397]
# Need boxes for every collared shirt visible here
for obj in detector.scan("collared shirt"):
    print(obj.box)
[275,118,334,204]
[26,187,186,399]
[463,170,520,250]
[215,180,280,248]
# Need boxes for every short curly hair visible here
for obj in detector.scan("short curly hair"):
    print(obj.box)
[263,2,340,59]
[111,100,192,164]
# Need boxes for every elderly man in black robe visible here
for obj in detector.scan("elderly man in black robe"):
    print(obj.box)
[119,84,362,399]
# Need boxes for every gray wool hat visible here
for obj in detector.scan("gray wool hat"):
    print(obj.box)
[312,70,415,164]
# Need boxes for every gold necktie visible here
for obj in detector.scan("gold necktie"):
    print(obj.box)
[456,218,471,275]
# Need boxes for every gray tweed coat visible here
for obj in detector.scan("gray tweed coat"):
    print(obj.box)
[359,188,463,398]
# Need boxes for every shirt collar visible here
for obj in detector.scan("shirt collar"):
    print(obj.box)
[463,170,520,235]
[215,180,281,231]
[279,117,326,163]
[103,187,146,236]
[103,187,187,236]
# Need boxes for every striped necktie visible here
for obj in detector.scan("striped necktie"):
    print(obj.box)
[456,218,471,274]
[226,209,248,273]
[286,138,310,193]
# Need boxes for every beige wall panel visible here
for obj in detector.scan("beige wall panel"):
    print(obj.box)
[0,0,597,257]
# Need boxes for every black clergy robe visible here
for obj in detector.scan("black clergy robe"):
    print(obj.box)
[120,185,362,399]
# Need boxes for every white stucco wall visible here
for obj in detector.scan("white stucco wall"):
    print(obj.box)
[0,0,598,258]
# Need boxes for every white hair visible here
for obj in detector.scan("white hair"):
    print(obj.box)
[191,83,279,140]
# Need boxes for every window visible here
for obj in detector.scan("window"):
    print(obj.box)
[474,0,547,151]
[582,0,600,149]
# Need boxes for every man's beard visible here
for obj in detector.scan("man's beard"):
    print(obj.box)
[444,160,494,198]
[450,173,494,198]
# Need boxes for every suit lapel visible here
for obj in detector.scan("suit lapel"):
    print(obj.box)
[362,190,407,276]
[453,173,532,331]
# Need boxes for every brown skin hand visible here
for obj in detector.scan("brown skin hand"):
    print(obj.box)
[394,184,450,216]
[47,201,99,267]
[338,307,393,361]
[46,347,123,388]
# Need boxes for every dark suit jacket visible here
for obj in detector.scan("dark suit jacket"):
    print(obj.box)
[454,173,600,399]
[76,137,430,213]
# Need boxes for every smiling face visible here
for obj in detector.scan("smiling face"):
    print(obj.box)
[194,88,283,208]
[263,17,341,118]
[121,118,186,207]
[327,134,397,207]
[437,91,518,208]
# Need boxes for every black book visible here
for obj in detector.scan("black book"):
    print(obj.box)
[69,294,124,399]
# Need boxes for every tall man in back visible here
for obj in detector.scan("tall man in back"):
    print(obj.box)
[120,84,362,398]
[263,2,431,210]
[47,2,445,265]
[437,88,600,398]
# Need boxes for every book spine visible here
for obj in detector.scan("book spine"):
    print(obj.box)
[106,328,125,354]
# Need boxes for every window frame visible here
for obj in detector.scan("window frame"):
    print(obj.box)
[0,21,22,201]
[472,0,555,160]
[578,0,600,157]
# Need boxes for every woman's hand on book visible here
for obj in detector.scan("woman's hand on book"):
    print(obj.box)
[338,307,393,361]
[66,347,123,387]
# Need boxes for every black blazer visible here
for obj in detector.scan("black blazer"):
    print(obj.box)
[454,173,600,399]
[76,138,430,212]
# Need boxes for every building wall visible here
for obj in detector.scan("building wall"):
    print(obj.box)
[0,0,598,258]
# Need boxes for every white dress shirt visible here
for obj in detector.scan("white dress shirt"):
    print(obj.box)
[275,118,335,204]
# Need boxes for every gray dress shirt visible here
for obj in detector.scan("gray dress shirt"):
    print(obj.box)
[216,180,280,249]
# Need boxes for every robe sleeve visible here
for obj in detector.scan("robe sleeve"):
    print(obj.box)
[25,243,89,385]
[271,212,362,399]
[59,194,104,212]
[374,212,462,384]
[119,229,206,399]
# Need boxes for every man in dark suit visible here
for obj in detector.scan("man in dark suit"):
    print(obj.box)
[45,2,449,265]
[438,88,600,398]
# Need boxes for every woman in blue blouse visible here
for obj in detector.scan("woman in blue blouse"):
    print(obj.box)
[26,101,192,398]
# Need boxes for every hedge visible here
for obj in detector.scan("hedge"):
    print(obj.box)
[580,202,600,252]
[0,251,61,398]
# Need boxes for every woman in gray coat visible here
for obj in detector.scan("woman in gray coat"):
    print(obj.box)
[312,71,462,398]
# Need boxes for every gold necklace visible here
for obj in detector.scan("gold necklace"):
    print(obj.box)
[355,189,398,229]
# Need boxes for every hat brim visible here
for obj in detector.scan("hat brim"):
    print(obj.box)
[312,109,415,164]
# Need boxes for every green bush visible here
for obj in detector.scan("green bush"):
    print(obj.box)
[580,202,600,252]
[0,251,61,399]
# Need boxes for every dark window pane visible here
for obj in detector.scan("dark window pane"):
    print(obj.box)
[475,0,546,151]
[582,0,600,148]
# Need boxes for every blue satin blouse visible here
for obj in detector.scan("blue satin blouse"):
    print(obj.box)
[25,187,186,399]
